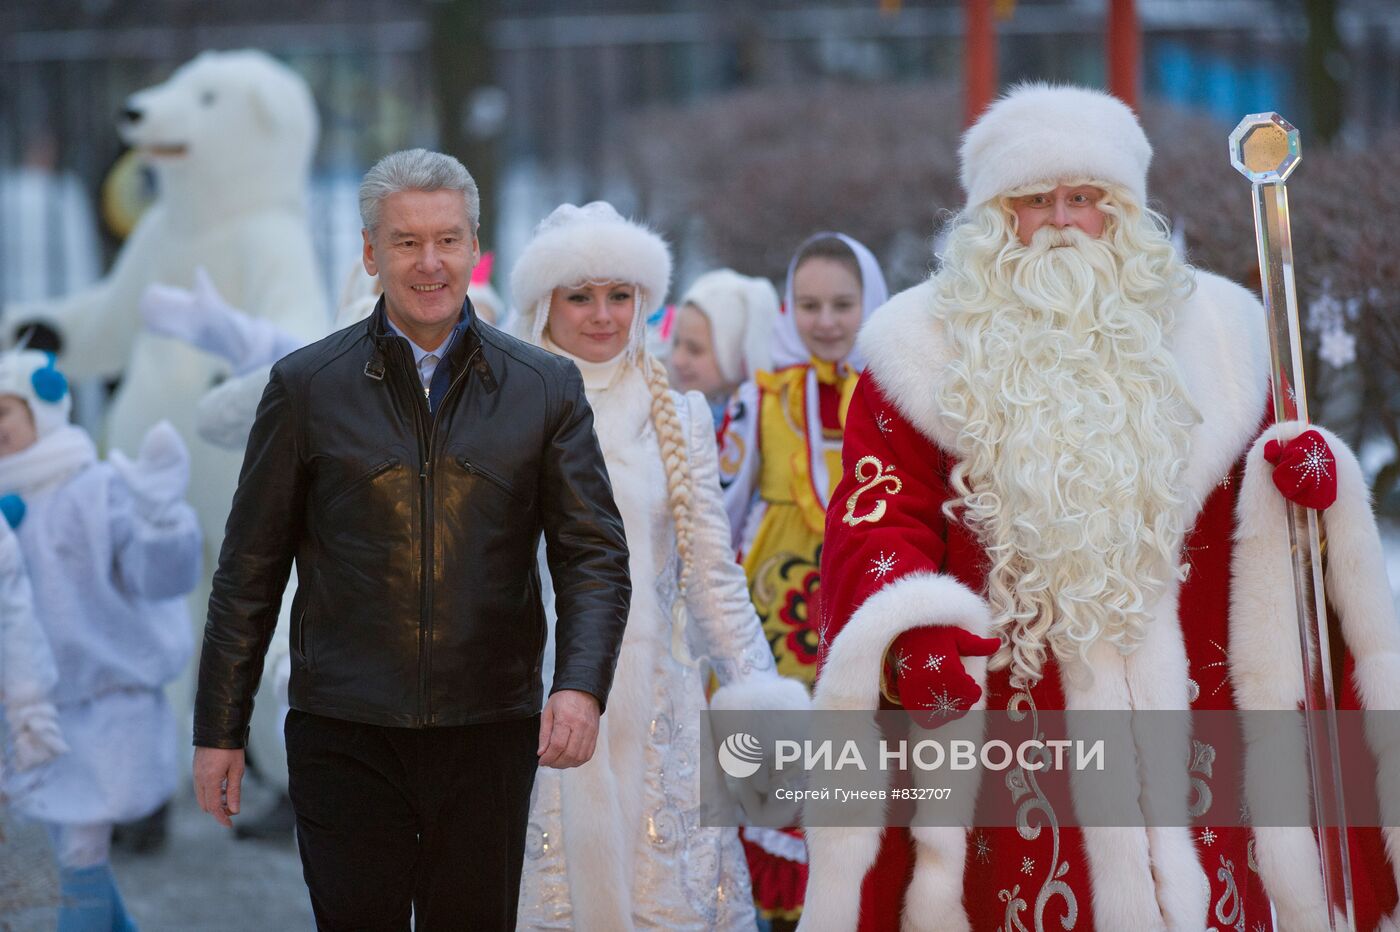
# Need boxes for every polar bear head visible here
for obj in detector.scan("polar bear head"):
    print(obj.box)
[120,49,318,206]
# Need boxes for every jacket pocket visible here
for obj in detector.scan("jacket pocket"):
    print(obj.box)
[457,456,530,505]
[323,456,400,513]
[295,609,312,672]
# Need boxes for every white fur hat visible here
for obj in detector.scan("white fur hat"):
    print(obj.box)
[959,83,1152,208]
[0,350,71,439]
[679,269,779,385]
[510,201,672,348]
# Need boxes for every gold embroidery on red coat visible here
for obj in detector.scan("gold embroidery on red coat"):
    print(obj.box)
[842,455,903,527]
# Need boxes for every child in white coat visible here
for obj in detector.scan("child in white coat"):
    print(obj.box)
[0,349,200,932]
[1,517,66,781]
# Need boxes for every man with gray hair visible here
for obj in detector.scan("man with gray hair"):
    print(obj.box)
[192,149,631,929]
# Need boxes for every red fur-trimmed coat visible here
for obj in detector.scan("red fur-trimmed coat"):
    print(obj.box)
[804,273,1400,932]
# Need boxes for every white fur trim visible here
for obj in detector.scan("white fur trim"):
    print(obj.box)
[1233,421,1400,924]
[800,573,991,932]
[509,201,671,340]
[1055,591,1208,929]
[814,572,993,713]
[959,83,1151,208]
[741,826,808,863]
[859,270,1270,526]
[709,674,811,713]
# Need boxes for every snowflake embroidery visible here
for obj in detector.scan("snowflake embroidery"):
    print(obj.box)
[973,832,991,864]
[1200,827,1217,847]
[817,622,830,660]
[924,653,945,673]
[1218,472,1232,490]
[875,411,893,436]
[1020,856,1035,876]
[890,648,912,679]
[1189,639,1230,703]
[1295,438,1333,483]
[924,688,963,718]
[868,551,898,581]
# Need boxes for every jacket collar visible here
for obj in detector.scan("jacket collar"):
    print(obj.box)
[365,295,496,391]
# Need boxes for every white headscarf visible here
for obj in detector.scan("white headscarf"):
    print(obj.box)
[770,232,888,370]
[677,269,779,385]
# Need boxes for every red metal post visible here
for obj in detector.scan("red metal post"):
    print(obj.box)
[965,0,997,126]
[1106,0,1140,110]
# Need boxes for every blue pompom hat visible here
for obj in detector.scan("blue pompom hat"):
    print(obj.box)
[0,349,71,440]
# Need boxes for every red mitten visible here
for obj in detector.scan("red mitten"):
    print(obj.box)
[1263,429,1337,510]
[885,626,1001,727]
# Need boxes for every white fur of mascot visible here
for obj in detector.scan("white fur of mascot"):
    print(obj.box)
[5,49,329,750]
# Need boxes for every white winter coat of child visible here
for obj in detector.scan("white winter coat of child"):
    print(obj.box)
[0,519,67,782]
[0,415,199,825]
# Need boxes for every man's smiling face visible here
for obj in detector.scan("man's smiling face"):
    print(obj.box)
[362,188,479,347]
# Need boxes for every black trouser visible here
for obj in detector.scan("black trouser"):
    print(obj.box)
[284,709,540,932]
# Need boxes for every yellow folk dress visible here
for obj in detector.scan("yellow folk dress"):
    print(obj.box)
[724,358,857,684]
[718,357,857,921]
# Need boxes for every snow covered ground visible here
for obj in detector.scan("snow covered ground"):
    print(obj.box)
[114,778,312,931]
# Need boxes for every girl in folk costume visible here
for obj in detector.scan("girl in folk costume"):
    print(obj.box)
[720,234,889,680]
[670,269,780,426]
[510,202,809,931]
[0,349,199,931]
[718,234,887,929]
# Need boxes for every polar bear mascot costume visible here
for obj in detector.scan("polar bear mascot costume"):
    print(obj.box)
[5,50,329,715]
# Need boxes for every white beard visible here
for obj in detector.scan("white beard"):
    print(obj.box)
[936,225,1199,686]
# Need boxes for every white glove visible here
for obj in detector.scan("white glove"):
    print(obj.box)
[139,267,303,375]
[7,701,67,771]
[109,420,190,524]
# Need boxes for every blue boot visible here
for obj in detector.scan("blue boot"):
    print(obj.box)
[57,863,138,932]
[57,864,113,932]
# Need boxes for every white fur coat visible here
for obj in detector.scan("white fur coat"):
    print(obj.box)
[519,360,806,931]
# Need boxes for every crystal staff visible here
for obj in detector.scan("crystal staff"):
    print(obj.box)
[1229,112,1355,929]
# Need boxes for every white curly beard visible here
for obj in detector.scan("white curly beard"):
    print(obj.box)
[934,209,1199,687]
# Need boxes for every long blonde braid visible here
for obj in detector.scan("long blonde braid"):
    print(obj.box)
[642,352,698,663]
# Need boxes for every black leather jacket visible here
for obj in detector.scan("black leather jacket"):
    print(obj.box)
[194,300,630,748]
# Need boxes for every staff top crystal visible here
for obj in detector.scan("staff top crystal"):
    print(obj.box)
[1229,113,1301,184]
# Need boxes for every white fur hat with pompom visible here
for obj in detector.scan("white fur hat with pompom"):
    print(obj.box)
[510,201,672,348]
[960,83,1152,209]
[0,350,71,439]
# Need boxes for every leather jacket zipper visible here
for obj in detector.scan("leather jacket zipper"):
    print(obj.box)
[458,456,519,500]
[387,340,434,727]
[418,343,481,727]
[323,457,399,512]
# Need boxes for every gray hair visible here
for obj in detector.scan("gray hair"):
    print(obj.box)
[358,148,480,234]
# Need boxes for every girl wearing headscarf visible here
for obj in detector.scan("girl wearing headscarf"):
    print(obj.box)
[717,233,887,929]
[669,269,780,425]
[510,202,808,931]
